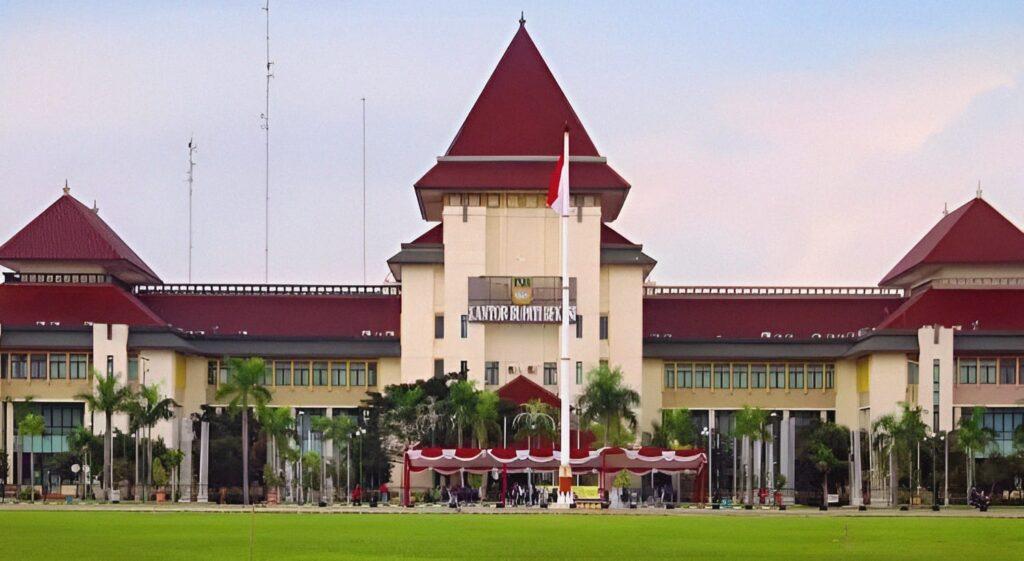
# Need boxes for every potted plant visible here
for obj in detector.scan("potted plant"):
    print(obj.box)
[152,458,168,502]
[773,473,787,509]
[263,464,283,505]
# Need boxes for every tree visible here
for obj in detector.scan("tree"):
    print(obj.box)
[19,412,45,503]
[732,405,769,505]
[872,402,927,506]
[512,399,556,449]
[471,390,501,448]
[216,357,272,505]
[803,420,848,508]
[257,404,294,500]
[447,380,478,447]
[576,364,640,447]
[651,409,696,448]
[955,406,996,498]
[311,414,354,501]
[75,369,133,499]
[162,449,184,502]
[124,384,178,500]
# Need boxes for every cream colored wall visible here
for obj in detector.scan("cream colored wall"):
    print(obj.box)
[916,326,955,431]
[833,359,861,429]
[867,352,909,422]
[400,264,443,383]
[606,265,645,426]
[92,323,130,436]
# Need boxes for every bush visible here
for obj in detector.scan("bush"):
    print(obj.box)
[152,459,168,487]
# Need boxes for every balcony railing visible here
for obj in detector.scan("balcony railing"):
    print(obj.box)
[133,283,401,296]
[644,285,903,298]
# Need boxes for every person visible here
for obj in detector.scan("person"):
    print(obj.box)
[968,486,990,511]
[379,482,389,504]
[352,483,363,505]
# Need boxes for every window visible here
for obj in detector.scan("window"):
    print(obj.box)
[10,354,27,379]
[959,359,977,384]
[30,354,47,379]
[733,364,748,389]
[368,362,378,386]
[599,316,609,340]
[980,359,997,384]
[460,315,468,339]
[294,361,310,386]
[576,362,583,385]
[807,364,824,389]
[751,364,767,389]
[825,364,835,389]
[49,353,68,380]
[275,361,292,386]
[351,362,366,386]
[907,361,919,385]
[933,359,941,430]
[769,364,785,389]
[788,364,804,390]
[219,363,229,384]
[106,355,114,376]
[127,357,139,382]
[485,362,499,386]
[576,316,583,339]
[331,362,348,386]
[677,363,693,388]
[312,362,329,386]
[434,359,444,379]
[207,361,218,385]
[0,354,6,379]
[694,364,711,389]
[69,354,88,380]
[261,362,273,386]
[714,364,730,389]
[1000,359,1017,384]
[664,364,675,388]
[460,360,468,376]
[434,315,444,339]
[543,362,557,386]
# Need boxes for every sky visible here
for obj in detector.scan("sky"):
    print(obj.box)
[2,1,1023,286]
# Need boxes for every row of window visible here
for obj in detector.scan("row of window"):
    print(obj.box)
[444,193,601,209]
[0,352,91,380]
[957,358,1023,385]
[207,359,378,388]
[435,314,609,340]
[664,362,835,390]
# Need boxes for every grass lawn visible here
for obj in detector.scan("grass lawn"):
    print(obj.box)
[2,510,1022,560]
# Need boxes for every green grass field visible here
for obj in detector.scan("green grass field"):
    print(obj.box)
[1,510,1022,560]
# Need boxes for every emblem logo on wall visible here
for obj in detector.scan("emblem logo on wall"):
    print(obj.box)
[511,277,533,305]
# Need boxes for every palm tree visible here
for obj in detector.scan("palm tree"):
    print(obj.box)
[19,412,45,503]
[471,390,501,447]
[416,396,450,447]
[873,402,928,505]
[512,399,556,449]
[732,405,769,506]
[11,397,35,500]
[68,425,99,499]
[311,414,354,501]
[125,384,178,500]
[216,357,272,505]
[955,406,996,497]
[447,380,478,447]
[256,404,295,499]
[162,449,185,502]
[651,408,696,448]
[576,364,641,447]
[75,369,133,499]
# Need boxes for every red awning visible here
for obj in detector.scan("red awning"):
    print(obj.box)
[405,446,705,476]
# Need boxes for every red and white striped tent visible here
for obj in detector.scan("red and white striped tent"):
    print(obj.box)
[402,446,707,505]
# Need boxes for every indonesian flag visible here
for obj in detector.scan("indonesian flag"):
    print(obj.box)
[546,127,569,216]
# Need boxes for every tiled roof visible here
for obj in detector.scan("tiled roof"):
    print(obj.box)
[496,374,560,408]
[0,283,165,327]
[408,224,443,245]
[880,198,1024,286]
[643,296,902,340]
[137,293,401,339]
[877,288,1024,331]
[0,194,161,284]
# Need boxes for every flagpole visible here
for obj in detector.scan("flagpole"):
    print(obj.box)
[557,127,573,505]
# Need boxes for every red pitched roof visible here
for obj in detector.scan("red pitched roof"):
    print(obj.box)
[880,198,1024,286]
[601,224,635,246]
[496,374,560,408]
[643,297,902,340]
[137,293,400,338]
[0,283,165,327]
[409,224,443,245]
[414,23,630,221]
[0,194,161,284]
[877,288,1024,331]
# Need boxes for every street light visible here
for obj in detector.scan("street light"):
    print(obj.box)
[297,411,305,505]
[701,426,712,506]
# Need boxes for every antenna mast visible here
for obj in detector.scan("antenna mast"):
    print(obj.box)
[261,0,274,283]
[362,96,367,285]
[187,138,197,282]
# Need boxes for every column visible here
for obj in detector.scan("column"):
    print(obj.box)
[178,415,194,502]
[324,409,334,503]
[197,421,209,502]
[707,409,716,497]
[752,437,762,493]
[766,425,775,494]
[4,403,13,488]
[850,429,863,507]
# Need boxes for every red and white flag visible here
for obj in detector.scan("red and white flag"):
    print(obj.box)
[546,127,570,217]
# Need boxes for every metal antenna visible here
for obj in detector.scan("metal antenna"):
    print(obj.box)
[362,96,367,285]
[976,180,983,199]
[187,138,197,282]
[260,0,274,283]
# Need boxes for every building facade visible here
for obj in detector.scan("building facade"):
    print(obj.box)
[2,22,1024,501]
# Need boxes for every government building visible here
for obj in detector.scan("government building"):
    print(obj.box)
[2,22,1023,503]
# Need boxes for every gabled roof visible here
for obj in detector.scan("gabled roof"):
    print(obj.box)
[880,198,1024,286]
[0,194,161,284]
[496,374,560,408]
[409,223,443,245]
[414,23,630,221]
[137,293,401,339]
[877,288,1024,331]
[0,283,166,328]
[643,296,902,340]
[601,224,634,246]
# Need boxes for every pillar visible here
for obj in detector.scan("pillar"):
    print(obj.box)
[766,425,775,492]
[178,415,194,502]
[197,421,209,503]
[850,429,863,507]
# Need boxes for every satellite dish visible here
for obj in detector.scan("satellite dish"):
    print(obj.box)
[71,464,81,473]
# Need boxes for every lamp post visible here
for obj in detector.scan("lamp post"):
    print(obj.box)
[297,411,305,505]
[944,431,950,507]
[931,432,944,511]
[701,426,712,505]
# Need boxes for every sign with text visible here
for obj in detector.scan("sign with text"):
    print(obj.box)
[467,276,577,324]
